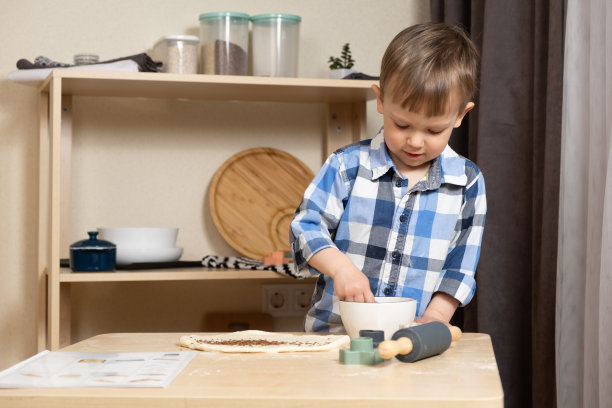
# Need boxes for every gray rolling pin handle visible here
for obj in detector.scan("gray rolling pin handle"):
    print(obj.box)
[391,321,452,363]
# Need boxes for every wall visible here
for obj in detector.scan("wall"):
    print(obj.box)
[0,0,429,370]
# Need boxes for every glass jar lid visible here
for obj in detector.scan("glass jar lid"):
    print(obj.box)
[199,11,250,21]
[250,13,301,23]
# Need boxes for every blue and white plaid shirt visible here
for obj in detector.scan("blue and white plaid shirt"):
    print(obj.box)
[290,129,486,333]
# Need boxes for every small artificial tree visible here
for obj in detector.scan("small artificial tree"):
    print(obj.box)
[328,43,355,70]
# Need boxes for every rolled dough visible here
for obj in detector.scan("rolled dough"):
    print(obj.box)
[179,330,350,353]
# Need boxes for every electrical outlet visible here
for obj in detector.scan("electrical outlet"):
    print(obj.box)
[261,285,292,316]
[261,284,314,317]
[293,286,311,312]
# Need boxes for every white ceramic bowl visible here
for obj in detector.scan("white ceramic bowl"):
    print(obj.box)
[97,227,178,249]
[116,247,183,265]
[339,297,417,340]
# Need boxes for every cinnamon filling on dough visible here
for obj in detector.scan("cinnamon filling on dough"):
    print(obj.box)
[196,339,318,347]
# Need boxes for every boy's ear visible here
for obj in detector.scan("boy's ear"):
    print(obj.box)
[372,84,384,114]
[454,102,475,128]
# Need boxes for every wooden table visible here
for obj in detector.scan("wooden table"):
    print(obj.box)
[0,332,504,407]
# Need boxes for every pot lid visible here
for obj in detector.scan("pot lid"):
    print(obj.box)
[70,231,116,250]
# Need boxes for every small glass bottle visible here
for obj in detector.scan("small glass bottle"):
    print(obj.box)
[73,53,100,65]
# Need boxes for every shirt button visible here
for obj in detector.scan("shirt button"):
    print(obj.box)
[399,214,407,222]
[395,180,402,187]
[384,287,392,295]
[392,251,400,259]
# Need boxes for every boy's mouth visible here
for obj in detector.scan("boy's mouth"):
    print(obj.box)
[404,152,423,159]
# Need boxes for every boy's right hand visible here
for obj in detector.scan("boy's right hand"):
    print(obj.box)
[332,267,376,303]
[308,247,376,303]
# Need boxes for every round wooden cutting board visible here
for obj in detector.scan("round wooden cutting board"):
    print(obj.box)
[209,148,315,259]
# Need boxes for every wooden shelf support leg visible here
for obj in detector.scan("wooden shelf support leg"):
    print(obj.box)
[37,91,49,352]
[47,76,73,350]
[325,102,367,158]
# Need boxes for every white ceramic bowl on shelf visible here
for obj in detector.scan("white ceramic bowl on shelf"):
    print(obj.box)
[97,227,182,265]
[97,227,178,249]
[115,247,183,265]
[339,297,417,340]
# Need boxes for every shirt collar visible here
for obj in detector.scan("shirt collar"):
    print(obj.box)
[368,128,468,187]
[369,130,393,179]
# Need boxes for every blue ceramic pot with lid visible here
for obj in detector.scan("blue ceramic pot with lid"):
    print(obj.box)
[70,231,116,272]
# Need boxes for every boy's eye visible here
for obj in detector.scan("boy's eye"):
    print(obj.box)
[395,122,409,129]
[428,129,444,135]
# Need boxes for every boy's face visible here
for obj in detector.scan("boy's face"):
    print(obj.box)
[373,85,473,175]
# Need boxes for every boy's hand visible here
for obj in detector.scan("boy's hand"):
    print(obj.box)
[332,267,376,302]
[308,247,376,303]
[416,292,459,325]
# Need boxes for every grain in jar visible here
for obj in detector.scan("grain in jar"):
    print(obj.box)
[153,35,199,74]
[199,11,249,75]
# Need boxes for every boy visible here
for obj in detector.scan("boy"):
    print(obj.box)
[290,22,486,333]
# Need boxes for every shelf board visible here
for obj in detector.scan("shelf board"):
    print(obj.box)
[59,267,309,282]
[40,70,377,103]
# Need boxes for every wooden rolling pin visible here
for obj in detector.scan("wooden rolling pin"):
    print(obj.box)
[377,321,462,363]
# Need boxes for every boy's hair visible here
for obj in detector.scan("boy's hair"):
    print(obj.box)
[379,22,479,116]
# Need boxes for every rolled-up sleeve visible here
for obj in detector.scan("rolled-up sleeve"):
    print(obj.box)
[435,166,487,306]
[290,153,349,274]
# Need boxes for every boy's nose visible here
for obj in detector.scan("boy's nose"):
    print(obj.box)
[405,131,425,148]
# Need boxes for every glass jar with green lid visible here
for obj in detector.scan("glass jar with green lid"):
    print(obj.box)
[251,13,301,77]
[199,11,250,75]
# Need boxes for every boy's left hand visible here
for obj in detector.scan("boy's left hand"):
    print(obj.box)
[416,292,459,325]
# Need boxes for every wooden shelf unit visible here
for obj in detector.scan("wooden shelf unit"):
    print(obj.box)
[36,70,376,350]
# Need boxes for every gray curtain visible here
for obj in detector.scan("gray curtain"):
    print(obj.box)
[430,2,564,407]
